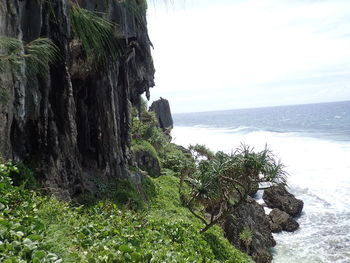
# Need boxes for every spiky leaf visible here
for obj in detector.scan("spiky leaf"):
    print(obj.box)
[70,3,123,64]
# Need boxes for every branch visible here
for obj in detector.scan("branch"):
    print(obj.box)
[201,186,248,233]
[185,196,208,226]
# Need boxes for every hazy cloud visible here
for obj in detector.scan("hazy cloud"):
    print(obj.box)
[147,0,350,113]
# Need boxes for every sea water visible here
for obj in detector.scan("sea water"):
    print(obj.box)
[171,101,350,263]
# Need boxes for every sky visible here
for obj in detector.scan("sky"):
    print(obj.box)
[146,0,350,113]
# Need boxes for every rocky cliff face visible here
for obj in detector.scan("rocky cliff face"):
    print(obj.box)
[223,197,276,263]
[0,0,154,200]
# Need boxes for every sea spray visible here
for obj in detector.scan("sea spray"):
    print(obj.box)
[172,101,350,263]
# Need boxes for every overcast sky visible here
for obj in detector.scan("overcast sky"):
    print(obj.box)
[147,0,350,113]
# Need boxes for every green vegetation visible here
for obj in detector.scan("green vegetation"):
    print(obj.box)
[180,144,287,232]
[0,161,252,263]
[69,2,123,63]
[0,37,59,106]
[239,227,253,246]
[0,0,143,80]
[0,37,59,77]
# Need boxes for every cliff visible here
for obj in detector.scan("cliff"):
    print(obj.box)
[0,0,154,199]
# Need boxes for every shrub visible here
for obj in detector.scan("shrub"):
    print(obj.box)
[132,139,159,163]
[0,162,252,263]
[0,161,41,190]
[239,227,253,246]
[0,162,61,263]
[161,144,194,174]
[181,144,287,232]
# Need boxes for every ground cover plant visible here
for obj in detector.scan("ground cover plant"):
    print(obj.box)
[0,161,252,263]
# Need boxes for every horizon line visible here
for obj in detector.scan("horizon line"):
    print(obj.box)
[172,99,350,115]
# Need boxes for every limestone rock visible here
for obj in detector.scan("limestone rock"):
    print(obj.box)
[263,185,304,217]
[223,197,276,263]
[269,209,299,232]
[269,220,283,233]
[0,0,155,199]
[134,149,161,178]
[149,98,173,130]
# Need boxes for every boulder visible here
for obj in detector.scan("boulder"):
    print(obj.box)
[269,209,299,232]
[134,148,161,178]
[223,197,276,263]
[263,185,304,217]
[269,220,282,233]
[149,98,173,130]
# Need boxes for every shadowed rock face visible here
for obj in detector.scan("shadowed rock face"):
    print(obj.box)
[134,148,161,178]
[269,208,299,232]
[263,185,304,217]
[149,98,173,130]
[223,197,276,263]
[0,0,154,200]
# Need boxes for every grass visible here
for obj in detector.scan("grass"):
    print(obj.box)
[132,140,160,163]
[0,162,252,263]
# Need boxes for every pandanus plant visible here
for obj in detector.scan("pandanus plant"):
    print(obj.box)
[181,144,287,232]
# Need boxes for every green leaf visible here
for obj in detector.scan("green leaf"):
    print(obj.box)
[23,238,37,250]
[27,234,43,241]
[131,251,142,262]
[32,249,46,260]
[70,3,122,64]
[0,37,59,78]
[119,244,133,253]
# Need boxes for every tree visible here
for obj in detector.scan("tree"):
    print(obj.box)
[180,144,287,232]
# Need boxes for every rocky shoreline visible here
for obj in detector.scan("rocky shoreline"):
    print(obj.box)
[146,98,304,263]
[224,185,304,263]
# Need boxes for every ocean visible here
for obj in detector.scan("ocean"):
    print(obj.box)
[171,100,350,263]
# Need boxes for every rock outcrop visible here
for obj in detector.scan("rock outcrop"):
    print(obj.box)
[134,148,161,178]
[269,208,299,232]
[223,197,276,263]
[149,98,173,130]
[263,185,304,217]
[0,0,154,199]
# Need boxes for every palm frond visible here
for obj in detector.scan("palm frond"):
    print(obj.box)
[70,3,123,63]
[0,37,23,73]
[0,37,23,52]
[122,0,147,30]
[24,38,60,77]
[0,37,59,78]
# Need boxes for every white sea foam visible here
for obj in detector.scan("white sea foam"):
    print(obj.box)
[172,126,350,263]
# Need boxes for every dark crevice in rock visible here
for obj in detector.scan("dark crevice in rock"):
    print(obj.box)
[0,0,154,200]
[223,197,276,263]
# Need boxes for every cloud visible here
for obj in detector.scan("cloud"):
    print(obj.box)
[147,0,350,113]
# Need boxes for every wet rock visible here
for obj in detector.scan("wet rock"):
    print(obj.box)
[269,220,283,233]
[263,185,304,217]
[223,197,276,263]
[149,98,173,130]
[269,208,299,232]
[249,182,259,197]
